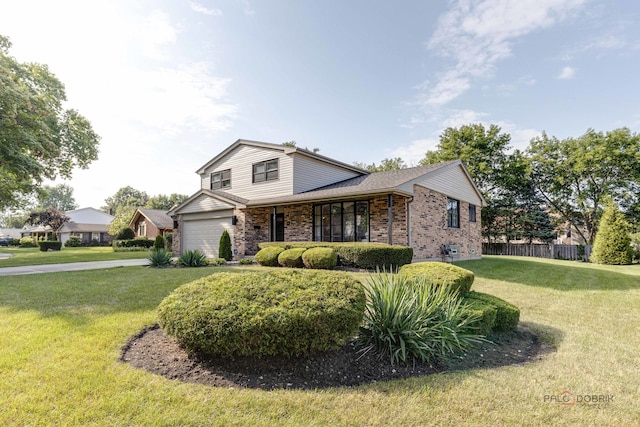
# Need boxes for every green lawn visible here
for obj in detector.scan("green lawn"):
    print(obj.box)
[0,246,149,267]
[0,257,639,426]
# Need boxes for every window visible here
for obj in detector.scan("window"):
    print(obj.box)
[253,159,279,183]
[314,200,369,242]
[211,169,231,190]
[447,198,460,228]
[469,204,477,222]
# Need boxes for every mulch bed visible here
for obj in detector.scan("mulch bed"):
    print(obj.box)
[120,324,552,390]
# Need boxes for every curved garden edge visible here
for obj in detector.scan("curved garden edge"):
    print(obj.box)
[120,323,555,391]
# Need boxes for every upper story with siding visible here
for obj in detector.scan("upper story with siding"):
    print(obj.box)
[196,140,365,200]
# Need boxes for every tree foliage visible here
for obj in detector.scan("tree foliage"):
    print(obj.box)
[354,157,407,172]
[108,205,137,236]
[0,35,100,210]
[102,186,149,213]
[590,201,632,265]
[25,207,69,231]
[145,193,189,210]
[37,184,78,211]
[527,128,640,244]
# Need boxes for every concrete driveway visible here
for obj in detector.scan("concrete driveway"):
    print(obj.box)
[0,259,150,276]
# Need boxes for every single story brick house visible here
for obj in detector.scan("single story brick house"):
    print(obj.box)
[129,208,173,239]
[57,207,115,246]
[169,139,484,261]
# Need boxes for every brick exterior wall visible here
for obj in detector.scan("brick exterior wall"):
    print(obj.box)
[132,217,161,239]
[409,185,482,261]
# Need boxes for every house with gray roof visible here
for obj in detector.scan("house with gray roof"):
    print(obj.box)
[169,139,485,261]
[129,208,174,239]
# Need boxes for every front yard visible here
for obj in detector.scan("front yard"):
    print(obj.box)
[0,246,148,268]
[0,257,638,426]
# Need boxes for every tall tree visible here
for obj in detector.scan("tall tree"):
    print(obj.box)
[527,128,640,244]
[590,201,632,265]
[0,35,100,210]
[37,184,78,211]
[145,193,189,210]
[25,207,69,232]
[102,186,149,213]
[108,205,137,236]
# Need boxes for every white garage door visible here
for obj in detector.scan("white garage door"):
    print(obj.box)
[182,217,233,258]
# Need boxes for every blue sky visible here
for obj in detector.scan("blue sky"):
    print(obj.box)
[2,0,639,209]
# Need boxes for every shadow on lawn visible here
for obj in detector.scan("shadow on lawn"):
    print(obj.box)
[457,257,640,291]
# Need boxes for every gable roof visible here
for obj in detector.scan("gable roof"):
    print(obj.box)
[58,223,111,233]
[129,208,174,230]
[195,139,367,175]
[65,207,114,225]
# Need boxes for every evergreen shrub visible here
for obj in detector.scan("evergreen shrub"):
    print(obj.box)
[219,230,232,261]
[302,247,338,269]
[254,246,284,266]
[399,262,475,295]
[278,248,307,268]
[157,269,366,359]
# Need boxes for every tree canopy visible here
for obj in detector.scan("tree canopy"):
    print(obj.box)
[102,186,149,213]
[37,184,78,211]
[0,35,100,210]
[354,157,407,172]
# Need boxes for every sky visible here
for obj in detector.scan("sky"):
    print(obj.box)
[2,0,639,210]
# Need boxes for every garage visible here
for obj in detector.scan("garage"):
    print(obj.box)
[181,215,233,259]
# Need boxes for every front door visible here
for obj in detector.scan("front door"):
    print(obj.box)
[274,212,285,241]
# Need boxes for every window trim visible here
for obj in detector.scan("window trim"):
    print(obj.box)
[313,200,369,242]
[447,198,460,228]
[252,159,279,183]
[210,169,231,190]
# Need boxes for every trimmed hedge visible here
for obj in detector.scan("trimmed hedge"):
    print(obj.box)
[463,300,497,335]
[113,238,154,249]
[38,241,62,251]
[157,269,366,359]
[462,291,520,332]
[278,248,307,268]
[302,247,338,269]
[258,242,413,270]
[254,246,285,266]
[399,262,475,295]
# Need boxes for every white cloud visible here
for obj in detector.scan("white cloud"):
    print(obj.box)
[139,10,179,61]
[189,1,223,16]
[557,66,576,79]
[419,0,586,107]
[243,0,256,16]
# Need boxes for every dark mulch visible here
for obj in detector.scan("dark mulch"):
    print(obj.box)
[120,324,552,391]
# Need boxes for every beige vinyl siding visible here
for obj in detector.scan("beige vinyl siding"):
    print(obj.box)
[292,154,362,194]
[408,164,483,206]
[200,145,294,199]
[177,194,236,214]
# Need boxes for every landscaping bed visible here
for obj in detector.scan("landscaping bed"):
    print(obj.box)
[121,323,550,390]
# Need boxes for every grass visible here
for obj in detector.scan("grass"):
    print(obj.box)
[0,256,639,426]
[0,246,149,267]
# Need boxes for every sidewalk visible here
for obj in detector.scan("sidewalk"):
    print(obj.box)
[0,259,150,276]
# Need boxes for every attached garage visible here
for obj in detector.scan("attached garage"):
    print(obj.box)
[181,215,234,258]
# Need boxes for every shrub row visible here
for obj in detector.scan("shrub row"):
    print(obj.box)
[112,238,154,250]
[38,241,62,251]
[254,246,338,269]
[257,242,413,270]
[158,269,366,359]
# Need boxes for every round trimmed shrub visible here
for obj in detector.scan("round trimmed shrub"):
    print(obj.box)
[302,247,338,269]
[278,248,307,268]
[254,246,284,266]
[462,291,520,332]
[157,269,366,358]
[399,262,474,295]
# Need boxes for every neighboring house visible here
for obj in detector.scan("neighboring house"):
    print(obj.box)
[58,207,115,245]
[1,228,26,239]
[129,208,173,239]
[169,139,485,261]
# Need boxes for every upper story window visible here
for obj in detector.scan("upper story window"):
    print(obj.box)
[447,198,460,228]
[469,204,477,223]
[253,159,279,183]
[211,169,231,190]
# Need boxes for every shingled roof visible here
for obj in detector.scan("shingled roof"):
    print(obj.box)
[132,209,173,229]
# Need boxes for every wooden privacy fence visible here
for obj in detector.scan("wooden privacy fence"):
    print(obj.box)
[482,243,592,261]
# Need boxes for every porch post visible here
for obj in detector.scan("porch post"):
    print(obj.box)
[388,193,393,245]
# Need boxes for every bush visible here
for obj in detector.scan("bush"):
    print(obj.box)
[65,237,82,247]
[358,272,483,365]
[116,227,135,240]
[590,202,632,265]
[19,237,37,248]
[149,248,173,267]
[164,232,173,250]
[399,262,475,296]
[254,246,285,266]
[278,248,307,268]
[157,269,366,359]
[38,241,62,251]
[219,230,232,261]
[461,300,497,335]
[178,249,209,267]
[302,247,338,269]
[153,235,165,251]
[112,238,154,249]
[238,258,254,265]
[258,242,413,270]
[462,291,520,332]
[210,257,227,266]
[632,233,640,262]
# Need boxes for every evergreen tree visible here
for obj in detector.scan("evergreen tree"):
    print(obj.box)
[590,202,632,265]
[219,230,232,261]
